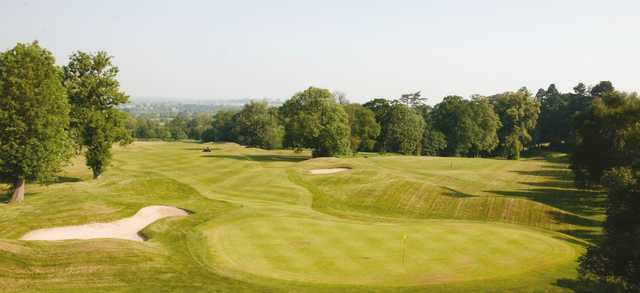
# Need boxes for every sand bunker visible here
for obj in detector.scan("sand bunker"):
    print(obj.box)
[20,205,188,242]
[308,168,350,175]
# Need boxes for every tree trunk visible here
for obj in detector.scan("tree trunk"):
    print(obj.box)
[10,178,25,203]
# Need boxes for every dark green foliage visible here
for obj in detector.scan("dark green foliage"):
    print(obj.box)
[571,92,640,187]
[0,42,74,200]
[422,128,447,156]
[579,167,640,290]
[383,103,425,155]
[535,83,594,150]
[590,81,615,97]
[232,100,284,149]
[430,96,500,157]
[204,110,238,142]
[167,113,190,140]
[363,99,425,154]
[363,98,393,152]
[490,89,540,160]
[537,84,571,147]
[186,113,213,140]
[343,104,381,152]
[63,51,130,178]
[280,87,350,157]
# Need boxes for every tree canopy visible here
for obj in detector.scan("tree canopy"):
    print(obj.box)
[571,91,640,187]
[343,104,380,152]
[232,100,284,149]
[280,87,350,157]
[63,51,130,178]
[0,42,74,202]
[490,89,540,160]
[382,103,425,155]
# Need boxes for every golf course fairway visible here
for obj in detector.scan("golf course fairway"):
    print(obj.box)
[0,141,601,292]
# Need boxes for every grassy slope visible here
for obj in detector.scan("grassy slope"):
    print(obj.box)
[0,141,604,292]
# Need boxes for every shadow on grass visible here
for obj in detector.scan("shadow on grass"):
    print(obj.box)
[489,154,605,217]
[555,278,624,293]
[441,187,476,198]
[0,192,9,203]
[53,176,83,184]
[202,154,308,163]
[558,228,603,244]
[489,188,604,217]
[183,147,222,151]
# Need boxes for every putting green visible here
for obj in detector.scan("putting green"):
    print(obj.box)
[209,214,578,286]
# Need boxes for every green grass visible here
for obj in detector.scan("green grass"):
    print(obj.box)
[0,141,605,292]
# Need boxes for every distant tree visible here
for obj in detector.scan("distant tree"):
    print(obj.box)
[167,113,189,140]
[334,91,350,105]
[280,87,350,157]
[490,89,540,159]
[431,96,472,156]
[413,104,447,156]
[207,110,237,142]
[383,103,425,155]
[430,96,500,157]
[232,100,284,149]
[590,81,615,97]
[468,97,501,156]
[537,84,571,147]
[63,51,130,178]
[398,91,426,107]
[0,42,74,202]
[363,98,393,151]
[573,82,587,95]
[571,91,640,187]
[187,112,213,140]
[343,104,381,152]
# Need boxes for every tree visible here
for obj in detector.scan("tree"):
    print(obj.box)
[468,97,501,156]
[399,91,426,107]
[537,84,571,147]
[571,91,640,187]
[590,81,615,97]
[383,103,425,155]
[431,96,472,156]
[0,42,74,202]
[63,51,130,178]
[490,89,540,159]
[430,96,500,157]
[186,112,213,140]
[280,87,350,157]
[363,98,393,152]
[343,104,381,152]
[579,166,640,290]
[232,100,284,149]
[167,113,189,140]
[206,110,237,142]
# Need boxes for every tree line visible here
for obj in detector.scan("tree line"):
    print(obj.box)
[168,83,612,161]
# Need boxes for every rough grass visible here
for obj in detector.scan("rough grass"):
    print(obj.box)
[0,141,604,292]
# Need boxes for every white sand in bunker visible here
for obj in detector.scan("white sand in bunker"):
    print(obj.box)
[20,205,188,242]
[308,168,350,175]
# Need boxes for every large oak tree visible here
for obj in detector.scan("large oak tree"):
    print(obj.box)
[0,42,74,203]
[280,87,350,157]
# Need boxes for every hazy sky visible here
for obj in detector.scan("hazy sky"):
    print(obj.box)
[1,0,638,104]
